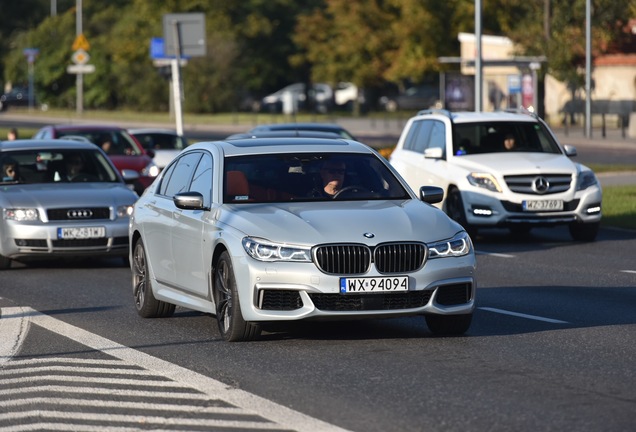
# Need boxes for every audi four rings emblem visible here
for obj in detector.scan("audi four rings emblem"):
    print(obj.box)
[67,209,93,219]
[532,176,550,194]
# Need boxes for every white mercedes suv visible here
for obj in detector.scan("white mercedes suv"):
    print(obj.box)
[389,109,602,241]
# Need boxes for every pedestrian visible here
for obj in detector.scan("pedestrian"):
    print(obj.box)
[7,128,18,141]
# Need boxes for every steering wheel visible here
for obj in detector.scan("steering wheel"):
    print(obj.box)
[70,173,99,182]
[333,185,370,199]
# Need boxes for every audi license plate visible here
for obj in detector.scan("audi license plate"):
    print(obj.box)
[58,226,106,239]
[340,276,409,294]
[522,200,563,211]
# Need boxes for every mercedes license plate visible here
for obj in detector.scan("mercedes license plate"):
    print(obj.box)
[340,276,409,294]
[522,200,563,211]
[58,226,106,239]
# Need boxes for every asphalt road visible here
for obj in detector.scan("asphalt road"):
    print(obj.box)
[1,225,635,431]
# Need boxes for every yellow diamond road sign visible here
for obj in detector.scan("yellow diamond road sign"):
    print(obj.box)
[72,49,90,65]
[72,33,90,51]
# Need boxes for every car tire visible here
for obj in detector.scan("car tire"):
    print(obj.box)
[425,313,472,336]
[0,254,12,270]
[569,221,600,242]
[131,238,175,318]
[446,187,477,237]
[214,251,261,342]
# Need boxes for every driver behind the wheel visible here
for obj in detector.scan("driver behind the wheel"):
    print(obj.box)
[65,155,85,180]
[313,159,346,198]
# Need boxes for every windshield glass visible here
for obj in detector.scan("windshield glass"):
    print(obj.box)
[133,133,187,151]
[1,149,121,185]
[223,152,410,204]
[452,121,562,156]
[56,129,142,156]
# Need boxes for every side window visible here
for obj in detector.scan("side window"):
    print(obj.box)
[162,152,202,198]
[403,121,421,152]
[427,120,446,153]
[158,160,178,196]
[189,153,213,208]
[412,121,433,153]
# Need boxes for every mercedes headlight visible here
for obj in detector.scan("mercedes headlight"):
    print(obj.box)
[467,173,502,193]
[577,170,598,191]
[242,237,312,262]
[427,231,472,258]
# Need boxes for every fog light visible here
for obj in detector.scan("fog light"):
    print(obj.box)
[586,205,601,214]
[472,207,493,217]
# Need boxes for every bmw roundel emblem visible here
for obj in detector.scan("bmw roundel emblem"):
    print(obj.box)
[363,232,375,238]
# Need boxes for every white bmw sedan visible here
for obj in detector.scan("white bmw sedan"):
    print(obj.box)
[129,137,476,341]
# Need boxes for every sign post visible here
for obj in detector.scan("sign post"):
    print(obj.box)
[23,48,39,111]
[161,13,206,135]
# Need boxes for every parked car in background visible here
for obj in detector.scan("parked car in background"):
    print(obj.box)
[261,82,334,113]
[379,85,440,112]
[128,128,188,170]
[129,136,476,341]
[246,122,357,140]
[0,139,138,269]
[0,87,37,111]
[389,109,602,241]
[33,124,159,194]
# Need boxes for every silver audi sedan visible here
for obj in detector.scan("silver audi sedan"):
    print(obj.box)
[0,139,138,269]
[129,137,477,341]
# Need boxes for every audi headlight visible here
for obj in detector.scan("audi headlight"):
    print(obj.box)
[467,173,502,193]
[577,170,598,191]
[142,161,160,178]
[427,231,472,259]
[242,237,312,262]
[3,208,40,221]
[117,205,134,218]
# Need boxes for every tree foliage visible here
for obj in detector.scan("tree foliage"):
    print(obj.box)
[0,0,633,113]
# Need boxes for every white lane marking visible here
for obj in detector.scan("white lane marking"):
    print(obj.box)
[620,270,636,274]
[0,397,245,414]
[479,307,569,324]
[0,385,208,399]
[0,307,350,432]
[475,251,515,258]
[0,411,286,430]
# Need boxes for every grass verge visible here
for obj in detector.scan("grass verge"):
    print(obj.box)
[601,185,636,230]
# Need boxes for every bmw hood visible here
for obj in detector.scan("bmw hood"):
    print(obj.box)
[454,152,579,175]
[218,199,464,245]
[1,183,138,208]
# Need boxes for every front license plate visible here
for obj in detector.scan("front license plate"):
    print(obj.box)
[340,276,409,294]
[522,200,563,211]
[57,226,106,239]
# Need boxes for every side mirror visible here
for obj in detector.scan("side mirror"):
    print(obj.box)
[419,186,444,204]
[174,191,208,210]
[145,149,156,159]
[121,169,140,182]
[563,144,577,157]
[423,147,443,159]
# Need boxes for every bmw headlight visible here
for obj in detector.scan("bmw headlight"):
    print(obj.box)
[467,173,502,193]
[3,208,40,221]
[242,237,312,262]
[142,161,160,178]
[577,169,598,191]
[427,231,472,259]
[117,205,134,218]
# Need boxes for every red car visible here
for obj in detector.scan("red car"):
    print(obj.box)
[33,124,159,194]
